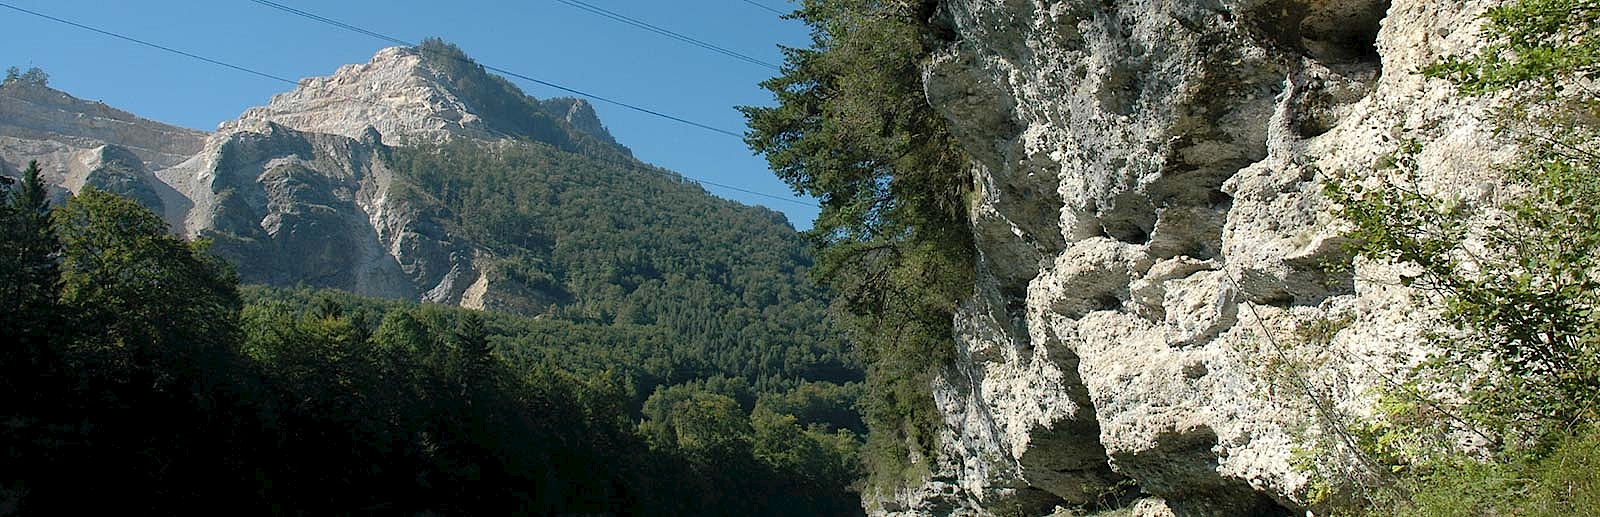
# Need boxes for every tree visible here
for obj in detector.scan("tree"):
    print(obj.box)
[55,188,241,388]
[1,161,58,315]
[0,161,62,406]
[3,66,48,87]
[639,384,753,465]
[741,0,973,492]
[1,161,63,508]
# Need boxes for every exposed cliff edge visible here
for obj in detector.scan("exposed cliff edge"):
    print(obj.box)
[892,0,1514,514]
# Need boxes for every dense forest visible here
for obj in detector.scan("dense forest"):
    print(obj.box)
[385,139,856,395]
[0,161,862,514]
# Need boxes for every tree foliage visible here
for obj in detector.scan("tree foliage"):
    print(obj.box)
[1320,0,1600,513]
[54,189,242,388]
[742,0,974,493]
[2,66,48,87]
[386,139,856,395]
[1,183,865,514]
[1,162,58,343]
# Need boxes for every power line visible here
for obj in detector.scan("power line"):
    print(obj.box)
[0,1,811,209]
[246,0,747,139]
[248,0,409,47]
[551,0,781,70]
[243,0,809,205]
[740,0,789,16]
[0,2,302,88]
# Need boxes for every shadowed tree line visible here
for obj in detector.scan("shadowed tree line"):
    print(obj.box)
[1,161,863,515]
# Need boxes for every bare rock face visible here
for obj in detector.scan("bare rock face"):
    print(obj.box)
[166,120,480,303]
[0,80,205,200]
[220,46,625,157]
[220,47,493,143]
[0,48,510,307]
[544,97,621,148]
[892,0,1515,514]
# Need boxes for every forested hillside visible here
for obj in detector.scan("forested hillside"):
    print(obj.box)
[0,161,863,514]
[386,139,852,393]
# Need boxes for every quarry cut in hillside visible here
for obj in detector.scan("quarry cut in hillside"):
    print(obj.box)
[886,0,1517,515]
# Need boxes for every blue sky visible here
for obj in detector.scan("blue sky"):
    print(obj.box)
[1,0,820,228]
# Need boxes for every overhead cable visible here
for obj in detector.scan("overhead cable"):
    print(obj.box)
[0,2,303,87]
[247,0,747,139]
[0,1,811,209]
[551,0,781,70]
[740,0,789,16]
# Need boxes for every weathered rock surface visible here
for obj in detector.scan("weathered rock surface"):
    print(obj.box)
[167,120,478,302]
[891,0,1516,515]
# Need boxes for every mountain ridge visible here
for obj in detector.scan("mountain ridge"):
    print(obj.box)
[219,41,628,158]
[0,42,820,347]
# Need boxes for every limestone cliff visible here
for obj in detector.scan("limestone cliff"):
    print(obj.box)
[163,120,477,303]
[895,0,1514,514]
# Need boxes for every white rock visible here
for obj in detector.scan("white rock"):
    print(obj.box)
[891,0,1517,515]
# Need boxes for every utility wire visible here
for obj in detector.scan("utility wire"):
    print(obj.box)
[551,0,781,70]
[0,2,302,87]
[0,0,810,209]
[249,0,409,46]
[740,0,789,16]
[247,0,748,139]
[243,1,806,205]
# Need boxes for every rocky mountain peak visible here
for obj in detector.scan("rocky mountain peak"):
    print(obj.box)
[221,42,627,156]
[543,97,619,147]
[220,46,487,143]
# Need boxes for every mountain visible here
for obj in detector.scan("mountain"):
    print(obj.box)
[0,77,205,207]
[2,39,871,515]
[219,40,626,156]
[0,41,846,389]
